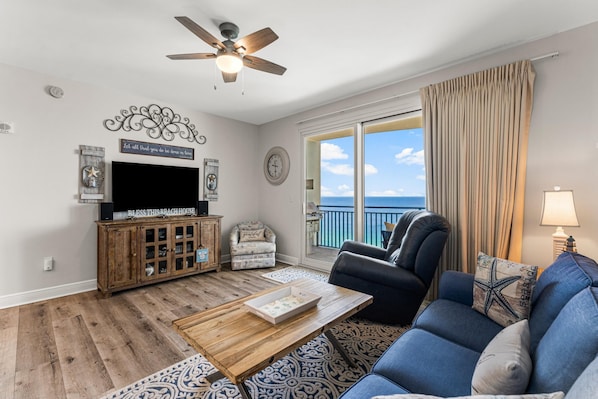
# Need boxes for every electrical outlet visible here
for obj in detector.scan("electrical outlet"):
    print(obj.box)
[43,256,54,271]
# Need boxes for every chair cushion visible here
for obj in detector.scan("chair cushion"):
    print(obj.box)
[529,252,598,351]
[564,355,598,399]
[471,320,532,395]
[337,374,409,399]
[385,211,422,259]
[386,211,450,271]
[528,287,598,394]
[239,228,265,242]
[472,252,537,327]
[413,299,503,352]
[372,329,480,397]
[230,241,275,256]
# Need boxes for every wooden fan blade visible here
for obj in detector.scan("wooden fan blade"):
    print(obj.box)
[235,28,278,54]
[166,53,216,60]
[222,72,237,83]
[243,55,287,75]
[174,16,224,49]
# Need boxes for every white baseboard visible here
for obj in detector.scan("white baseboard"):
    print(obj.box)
[0,279,97,309]
[276,253,298,265]
[1,252,299,310]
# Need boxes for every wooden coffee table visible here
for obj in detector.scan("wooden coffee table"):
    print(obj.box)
[172,278,373,399]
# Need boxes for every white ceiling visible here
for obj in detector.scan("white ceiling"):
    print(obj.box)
[2,0,598,125]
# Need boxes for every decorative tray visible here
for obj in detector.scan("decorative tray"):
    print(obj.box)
[244,287,321,324]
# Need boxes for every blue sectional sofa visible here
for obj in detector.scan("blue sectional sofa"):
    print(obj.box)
[339,251,598,398]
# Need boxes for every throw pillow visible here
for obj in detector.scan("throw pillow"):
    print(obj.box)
[473,252,538,327]
[370,392,564,399]
[239,228,266,242]
[471,319,532,395]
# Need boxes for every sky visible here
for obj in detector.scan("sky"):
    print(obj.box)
[320,128,425,197]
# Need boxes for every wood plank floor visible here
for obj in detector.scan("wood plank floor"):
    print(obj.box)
[0,263,288,399]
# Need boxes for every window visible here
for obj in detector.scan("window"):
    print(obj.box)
[303,112,423,266]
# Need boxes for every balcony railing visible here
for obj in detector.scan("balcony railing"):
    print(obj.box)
[316,205,425,249]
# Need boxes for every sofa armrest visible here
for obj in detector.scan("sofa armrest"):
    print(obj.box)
[264,226,276,243]
[330,252,426,294]
[339,240,387,260]
[438,270,474,306]
[229,226,240,246]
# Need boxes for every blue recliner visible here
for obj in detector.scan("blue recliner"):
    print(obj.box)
[328,210,451,325]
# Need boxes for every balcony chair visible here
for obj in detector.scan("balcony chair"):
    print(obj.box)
[328,210,451,325]
[230,221,276,270]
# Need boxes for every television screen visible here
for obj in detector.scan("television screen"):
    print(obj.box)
[112,161,199,213]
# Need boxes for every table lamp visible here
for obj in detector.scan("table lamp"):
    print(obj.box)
[540,187,579,260]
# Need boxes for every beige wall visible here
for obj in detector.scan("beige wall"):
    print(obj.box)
[0,63,259,305]
[257,21,598,269]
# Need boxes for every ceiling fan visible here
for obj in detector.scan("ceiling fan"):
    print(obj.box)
[167,16,287,83]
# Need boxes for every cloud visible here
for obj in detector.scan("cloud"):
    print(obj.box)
[321,162,377,176]
[322,162,353,176]
[395,148,424,166]
[338,184,351,191]
[364,164,378,175]
[416,175,426,181]
[320,185,335,196]
[321,143,349,160]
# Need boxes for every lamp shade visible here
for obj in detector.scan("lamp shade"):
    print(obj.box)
[540,190,579,227]
[216,53,243,74]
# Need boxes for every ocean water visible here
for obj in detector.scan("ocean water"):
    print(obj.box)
[320,196,425,210]
[316,196,426,248]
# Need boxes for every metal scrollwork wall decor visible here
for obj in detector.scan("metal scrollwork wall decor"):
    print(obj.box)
[103,104,206,144]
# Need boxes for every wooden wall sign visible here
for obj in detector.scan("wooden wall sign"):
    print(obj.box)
[79,145,105,203]
[120,139,194,160]
[204,158,219,201]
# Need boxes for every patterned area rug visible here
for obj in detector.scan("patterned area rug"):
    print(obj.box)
[101,318,407,399]
[262,265,330,283]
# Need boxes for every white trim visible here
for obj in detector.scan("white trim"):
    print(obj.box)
[297,91,421,135]
[276,253,298,266]
[0,279,97,309]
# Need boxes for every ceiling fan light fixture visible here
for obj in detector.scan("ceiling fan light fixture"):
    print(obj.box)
[216,53,243,73]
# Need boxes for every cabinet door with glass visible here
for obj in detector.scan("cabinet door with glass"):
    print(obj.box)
[171,222,200,276]
[140,224,171,281]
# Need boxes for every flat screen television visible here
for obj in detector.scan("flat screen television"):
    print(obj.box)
[112,161,199,213]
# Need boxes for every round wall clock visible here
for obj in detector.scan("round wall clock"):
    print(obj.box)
[264,146,290,185]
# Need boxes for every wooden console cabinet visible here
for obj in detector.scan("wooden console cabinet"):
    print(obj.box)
[96,215,222,296]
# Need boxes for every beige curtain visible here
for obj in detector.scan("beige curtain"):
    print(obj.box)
[420,60,535,298]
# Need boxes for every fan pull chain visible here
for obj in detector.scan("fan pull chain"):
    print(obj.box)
[241,68,245,95]
[213,63,218,90]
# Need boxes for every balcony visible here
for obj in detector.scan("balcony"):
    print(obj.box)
[307,204,426,262]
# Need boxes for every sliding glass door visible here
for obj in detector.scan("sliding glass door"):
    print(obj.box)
[301,112,423,270]
[303,127,356,269]
[363,115,425,248]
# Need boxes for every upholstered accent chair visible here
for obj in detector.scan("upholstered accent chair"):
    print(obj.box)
[230,221,276,270]
[328,210,451,325]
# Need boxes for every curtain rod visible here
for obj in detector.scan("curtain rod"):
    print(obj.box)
[530,51,559,62]
[298,51,559,125]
